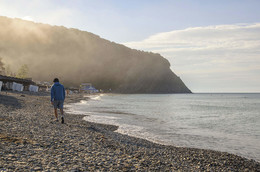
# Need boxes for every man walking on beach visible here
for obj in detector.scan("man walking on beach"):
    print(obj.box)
[51,78,66,124]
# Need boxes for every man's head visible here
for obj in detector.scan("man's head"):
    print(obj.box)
[53,78,59,83]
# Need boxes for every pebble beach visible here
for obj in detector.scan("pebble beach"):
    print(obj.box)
[0,91,259,171]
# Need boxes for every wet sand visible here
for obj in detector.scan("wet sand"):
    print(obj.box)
[0,91,259,171]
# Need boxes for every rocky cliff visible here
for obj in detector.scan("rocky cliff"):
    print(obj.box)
[0,16,191,93]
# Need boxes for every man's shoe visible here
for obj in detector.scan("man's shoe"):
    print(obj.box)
[61,117,64,124]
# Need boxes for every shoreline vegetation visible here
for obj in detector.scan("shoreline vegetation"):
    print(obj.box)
[0,91,259,171]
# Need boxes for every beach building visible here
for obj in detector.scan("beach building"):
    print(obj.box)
[29,85,39,92]
[67,87,79,94]
[0,81,2,92]
[12,82,24,92]
[80,83,98,94]
[0,74,35,91]
[35,81,52,92]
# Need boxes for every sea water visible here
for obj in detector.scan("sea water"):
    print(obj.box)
[65,93,260,162]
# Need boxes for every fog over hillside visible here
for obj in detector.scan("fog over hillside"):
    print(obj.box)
[0,16,191,93]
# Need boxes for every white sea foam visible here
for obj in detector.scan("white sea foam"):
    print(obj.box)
[85,94,105,101]
[82,113,166,145]
[66,93,260,162]
[83,115,119,124]
[80,100,88,104]
[64,104,90,115]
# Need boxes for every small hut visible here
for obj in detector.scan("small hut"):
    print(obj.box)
[80,83,99,94]
[0,75,35,91]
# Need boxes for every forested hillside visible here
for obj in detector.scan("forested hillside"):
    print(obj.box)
[0,16,191,93]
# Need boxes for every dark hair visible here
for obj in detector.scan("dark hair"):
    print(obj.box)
[53,78,59,82]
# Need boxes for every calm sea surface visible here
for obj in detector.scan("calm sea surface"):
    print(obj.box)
[65,93,260,162]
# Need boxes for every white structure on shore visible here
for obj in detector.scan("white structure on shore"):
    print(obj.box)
[12,82,24,92]
[29,85,39,92]
[0,74,35,91]
[0,81,2,92]
[80,83,99,93]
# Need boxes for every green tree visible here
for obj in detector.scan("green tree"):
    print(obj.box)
[0,57,5,75]
[16,64,29,79]
[4,65,12,76]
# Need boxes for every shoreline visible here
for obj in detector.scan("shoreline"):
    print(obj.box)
[73,93,260,162]
[0,91,259,171]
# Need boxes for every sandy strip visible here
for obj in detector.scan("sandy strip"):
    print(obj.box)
[0,91,259,171]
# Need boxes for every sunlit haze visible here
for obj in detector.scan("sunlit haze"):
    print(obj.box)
[1,0,260,92]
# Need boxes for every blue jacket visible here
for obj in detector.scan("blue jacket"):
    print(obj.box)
[51,82,66,102]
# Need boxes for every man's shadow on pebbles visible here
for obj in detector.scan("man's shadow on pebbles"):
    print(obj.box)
[0,93,22,109]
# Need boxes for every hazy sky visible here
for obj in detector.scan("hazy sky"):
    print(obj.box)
[1,0,260,92]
